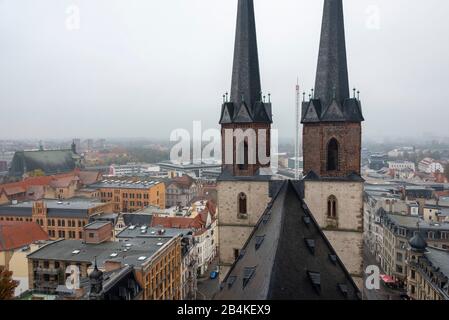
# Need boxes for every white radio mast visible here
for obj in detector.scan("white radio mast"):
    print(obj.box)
[295,78,300,180]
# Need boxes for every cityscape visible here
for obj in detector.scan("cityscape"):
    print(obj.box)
[1,0,449,309]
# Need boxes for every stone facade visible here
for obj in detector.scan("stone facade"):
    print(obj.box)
[304,180,364,286]
[303,122,362,177]
[217,180,270,281]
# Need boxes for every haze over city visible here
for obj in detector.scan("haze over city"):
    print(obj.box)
[1,0,449,140]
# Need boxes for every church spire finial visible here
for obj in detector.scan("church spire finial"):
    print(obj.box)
[314,0,350,108]
[230,0,261,108]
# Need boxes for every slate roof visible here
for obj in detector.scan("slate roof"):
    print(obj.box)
[27,238,176,269]
[0,221,49,251]
[9,149,78,177]
[302,0,364,124]
[122,213,153,227]
[219,0,272,125]
[0,198,107,219]
[214,180,360,300]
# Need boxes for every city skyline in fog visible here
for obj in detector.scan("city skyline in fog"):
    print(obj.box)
[1,0,449,141]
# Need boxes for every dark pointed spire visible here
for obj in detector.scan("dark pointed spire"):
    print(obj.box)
[230,0,261,108]
[314,0,350,109]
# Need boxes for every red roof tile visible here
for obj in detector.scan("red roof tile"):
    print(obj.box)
[0,221,49,251]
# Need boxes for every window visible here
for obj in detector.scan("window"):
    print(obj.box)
[327,138,339,171]
[327,195,337,219]
[238,193,247,217]
[233,249,239,261]
[237,140,249,171]
[89,233,95,238]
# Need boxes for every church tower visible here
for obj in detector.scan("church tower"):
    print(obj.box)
[217,0,272,281]
[301,0,365,287]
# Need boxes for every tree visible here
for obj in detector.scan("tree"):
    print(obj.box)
[0,267,18,300]
[445,163,449,182]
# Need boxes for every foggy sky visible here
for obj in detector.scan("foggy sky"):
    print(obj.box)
[1,0,448,141]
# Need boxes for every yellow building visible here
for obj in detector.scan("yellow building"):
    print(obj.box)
[0,221,50,297]
[91,180,165,213]
[0,199,113,241]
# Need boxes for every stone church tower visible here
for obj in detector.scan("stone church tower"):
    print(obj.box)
[301,0,365,287]
[217,0,272,280]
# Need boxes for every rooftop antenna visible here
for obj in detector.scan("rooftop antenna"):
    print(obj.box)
[225,92,229,102]
[268,93,271,103]
[311,88,314,99]
[357,90,360,101]
[302,92,306,102]
[353,88,356,98]
[295,78,301,180]
[222,94,226,103]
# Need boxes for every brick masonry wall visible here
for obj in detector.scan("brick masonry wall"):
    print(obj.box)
[303,122,362,177]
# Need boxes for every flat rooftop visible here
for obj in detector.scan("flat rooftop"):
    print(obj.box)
[28,237,177,268]
[90,180,162,190]
[117,226,191,239]
[0,198,107,218]
[1,198,105,210]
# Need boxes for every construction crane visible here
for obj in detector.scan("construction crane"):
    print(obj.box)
[295,78,301,180]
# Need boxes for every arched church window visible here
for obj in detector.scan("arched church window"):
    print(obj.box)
[327,138,339,171]
[238,141,249,171]
[238,193,248,218]
[327,195,337,219]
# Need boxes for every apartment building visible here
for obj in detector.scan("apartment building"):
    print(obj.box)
[0,199,113,240]
[382,213,449,285]
[27,223,183,300]
[90,180,165,213]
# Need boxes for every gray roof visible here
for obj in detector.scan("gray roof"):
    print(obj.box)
[84,221,111,230]
[385,214,449,231]
[425,247,449,279]
[302,0,363,124]
[217,168,273,182]
[9,149,77,177]
[121,213,153,227]
[27,237,176,269]
[117,226,191,239]
[0,198,107,218]
[90,180,162,190]
[219,0,272,125]
[214,180,360,300]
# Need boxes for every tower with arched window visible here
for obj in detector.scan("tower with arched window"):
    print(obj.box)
[301,0,365,288]
[217,0,272,281]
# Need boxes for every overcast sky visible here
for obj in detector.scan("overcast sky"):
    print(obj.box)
[0,0,448,141]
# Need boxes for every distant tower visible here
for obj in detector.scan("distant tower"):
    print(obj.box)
[71,140,78,154]
[301,0,365,287]
[217,0,273,281]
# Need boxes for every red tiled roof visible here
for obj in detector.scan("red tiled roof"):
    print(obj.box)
[169,175,195,189]
[151,214,204,230]
[0,170,101,198]
[0,221,49,251]
[78,171,102,185]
